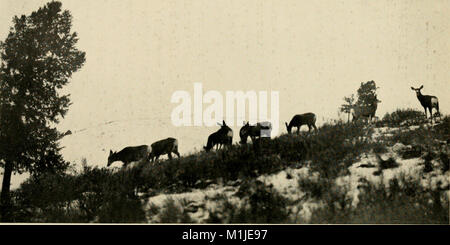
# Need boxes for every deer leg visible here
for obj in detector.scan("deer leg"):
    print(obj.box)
[313,124,318,132]
[435,103,441,120]
[431,108,434,121]
[168,153,172,160]
[174,150,180,158]
[424,107,428,119]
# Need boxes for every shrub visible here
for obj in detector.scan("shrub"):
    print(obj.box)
[309,176,449,224]
[156,198,193,223]
[12,164,146,223]
[302,121,373,178]
[206,180,290,223]
[386,116,449,151]
[298,174,331,200]
[380,108,426,127]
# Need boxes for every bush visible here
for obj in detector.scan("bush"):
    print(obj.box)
[12,164,146,223]
[385,116,449,150]
[156,198,193,223]
[309,176,449,224]
[302,121,373,178]
[207,180,290,223]
[380,108,426,127]
[140,144,286,192]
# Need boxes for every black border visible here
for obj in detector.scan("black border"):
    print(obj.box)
[0,224,448,244]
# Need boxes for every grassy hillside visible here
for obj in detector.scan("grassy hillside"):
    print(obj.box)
[7,109,449,223]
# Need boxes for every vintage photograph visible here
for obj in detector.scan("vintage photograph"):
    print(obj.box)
[0,0,448,225]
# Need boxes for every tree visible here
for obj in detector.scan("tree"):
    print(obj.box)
[0,1,85,221]
[340,94,355,123]
[355,80,379,108]
[352,80,380,122]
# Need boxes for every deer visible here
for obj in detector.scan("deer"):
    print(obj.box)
[411,85,441,121]
[351,100,380,123]
[239,121,272,144]
[107,145,151,167]
[285,113,317,134]
[148,137,181,162]
[204,120,233,152]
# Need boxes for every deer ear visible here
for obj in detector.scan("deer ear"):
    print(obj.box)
[411,87,415,90]
[222,120,227,126]
[109,150,112,155]
[419,85,423,89]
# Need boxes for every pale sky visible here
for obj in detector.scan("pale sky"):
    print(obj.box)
[1,0,449,176]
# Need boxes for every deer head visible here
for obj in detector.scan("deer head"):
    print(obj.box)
[411,85,424,96]
[285,122,292,134]
[107,150,114,167]
[239,121,251,144]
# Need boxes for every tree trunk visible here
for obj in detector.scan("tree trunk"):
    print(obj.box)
[0,160,13,222]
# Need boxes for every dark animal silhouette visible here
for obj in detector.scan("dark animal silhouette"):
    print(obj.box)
[239,121,272,144]
[204,120,233,152]
[148,137,180,162]
[107,145,151,167]
[285,113,317,134]
[352,101,379,123]
[411,85,440,121]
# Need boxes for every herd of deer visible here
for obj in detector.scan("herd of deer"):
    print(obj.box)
[107,85,441,168]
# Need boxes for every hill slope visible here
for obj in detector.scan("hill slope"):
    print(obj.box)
[8,109,450,223]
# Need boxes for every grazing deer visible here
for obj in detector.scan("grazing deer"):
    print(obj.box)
[204,120,233,152]
[148,137,181,162]
[285,113,317,134]
[411,85,441,121]
[239,121,272,144]
[352,101,379,123]
[107,145,151,167]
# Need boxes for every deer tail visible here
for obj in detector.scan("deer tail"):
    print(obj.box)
[173,139,178,151]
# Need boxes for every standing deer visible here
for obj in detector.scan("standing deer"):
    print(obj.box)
[148,137,181,162]
[352,101,379,123]
[204,120,233,152]
[411,85,441,121]
[107,145,151,167]
[239,121,272,144]
[285,113,317,134]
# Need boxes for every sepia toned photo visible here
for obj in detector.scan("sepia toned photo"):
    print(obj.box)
[0,0,448,228]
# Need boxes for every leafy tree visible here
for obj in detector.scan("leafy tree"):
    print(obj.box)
[355,80,379,109]
[0,1,85,221]
[351,80,380,121]
[340,94,355,123]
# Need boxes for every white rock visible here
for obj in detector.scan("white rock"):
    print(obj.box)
[392,143,407,152]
